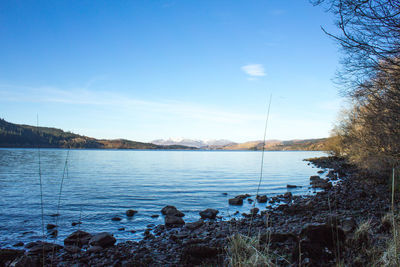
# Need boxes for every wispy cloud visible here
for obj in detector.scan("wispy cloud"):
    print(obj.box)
[241,64,266,78]
[0,84,264,124]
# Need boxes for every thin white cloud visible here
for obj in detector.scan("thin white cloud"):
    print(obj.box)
[0,84,264,124]
[241,64,266,77]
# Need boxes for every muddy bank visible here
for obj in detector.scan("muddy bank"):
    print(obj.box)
[0,156,396,266]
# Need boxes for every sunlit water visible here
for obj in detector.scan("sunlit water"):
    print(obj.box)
[0,149,326,247]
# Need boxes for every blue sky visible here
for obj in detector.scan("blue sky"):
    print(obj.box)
[0,0,344,142]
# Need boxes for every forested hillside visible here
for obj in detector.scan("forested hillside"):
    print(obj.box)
[0,119,193,149]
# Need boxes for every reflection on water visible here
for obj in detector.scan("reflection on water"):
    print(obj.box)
[0,149,325,247]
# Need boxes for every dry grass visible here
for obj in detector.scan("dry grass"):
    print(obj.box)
[227,234,276,267]
[354,219,372,245]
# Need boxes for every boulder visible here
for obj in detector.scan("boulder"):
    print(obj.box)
[64,230,92,247]
[185,220,204,231]
[250,208,259,215]
[300,223,345,248]
[8,255,37,267]
[199,209,219,219]
[181,245,220,265]
[89,232,116,248]
[256,195,268,203]
[165,215,185,227]
[235,194,251,199]
[46,224,57,230]
[126,209,138,217]
[0,249,24,266]
[28,241,63,254]
[293,223,346,264]
[161,205,185,217]
[228,197,243,205]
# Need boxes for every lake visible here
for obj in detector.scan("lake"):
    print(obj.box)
[0,149,326,247]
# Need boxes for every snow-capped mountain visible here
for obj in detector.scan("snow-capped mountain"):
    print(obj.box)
[151,138,235,148]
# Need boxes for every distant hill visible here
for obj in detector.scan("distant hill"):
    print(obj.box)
[0,119,195,149]
[221,138,329,151]
[152,137,330,151]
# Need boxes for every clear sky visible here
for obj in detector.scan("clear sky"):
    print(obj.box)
[0,0,344,143]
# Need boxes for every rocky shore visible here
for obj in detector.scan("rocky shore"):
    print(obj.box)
[0,156,396,266]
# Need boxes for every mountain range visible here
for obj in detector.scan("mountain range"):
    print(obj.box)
[0,118,330,151]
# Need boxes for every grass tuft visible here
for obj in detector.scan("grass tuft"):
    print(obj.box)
[227,233,276,267]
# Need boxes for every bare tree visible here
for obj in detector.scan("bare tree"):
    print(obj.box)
[312,0,400,95]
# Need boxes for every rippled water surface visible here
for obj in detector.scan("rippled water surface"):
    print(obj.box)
[0,149,326,247]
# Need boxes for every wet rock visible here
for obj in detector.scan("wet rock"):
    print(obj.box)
[235,194,251,199]
[28,241,63,254]
[48,229,58,238]
[87,245,103,253]
[199,209,219,219]
[64,245,81,254]
[228,197,243,205]
[317,170,324,174]
[222,192,228,196]
[89,232,116,248]
[8,255,37,267]
[0,249,24,266]
[161,206,185,217]
[250,208,259,215]
[118,227,125,231]
[64,230,92,247]
[12,242,24,247]
[71,221,82,226]
[126,209,138,217]
[310,175,332,189]
[111,216,122,221]
[283,192,292,199]
[151,214,159,218]
[287,184,298,188]
[256,194,268,203]
[46,223,57,230]
[165,215,185,227]
[247,198,254,203]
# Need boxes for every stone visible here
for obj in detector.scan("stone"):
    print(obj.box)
[0,249,24,266]
[161,206,185,217]
[64,230,92,247]
[89,232,116,248]
[228,197,243,205]
[126,209,138,217]
[87,245,103,253]
[9,255,37,267]
[46,223,57,230]
[151,214,159,218]
[12,242,24,247]
[199,209,219,219]
[235,194,251,199]
[283,192,292,199]
[165,215,185,227]
[250,208,259,215]
[111,216,122,221]
[64,245,81,254]
[286,184,298,188]
[28,241,63,254]
[256,195,268,203]
[185,220,204,231]
[181,245,219,265]
[71,221,82,226]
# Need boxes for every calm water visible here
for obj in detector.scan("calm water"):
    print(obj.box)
[0,149,326,247]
